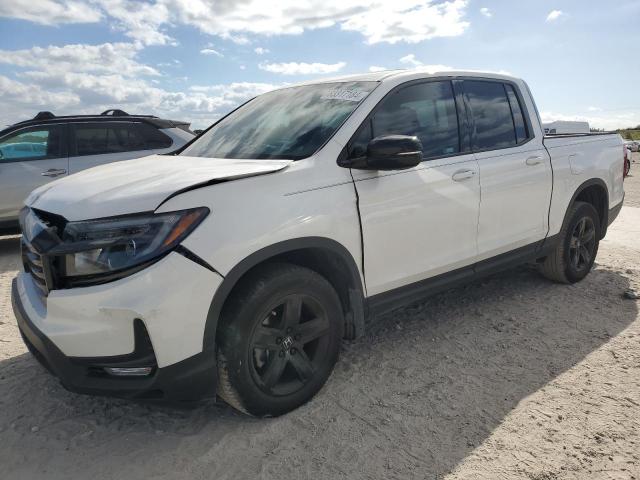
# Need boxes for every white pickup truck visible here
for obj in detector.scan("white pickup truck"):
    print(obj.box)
[12,70,625,416]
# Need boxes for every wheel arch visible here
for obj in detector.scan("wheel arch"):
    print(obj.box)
[563,178,609,239]
[202,237,366,350]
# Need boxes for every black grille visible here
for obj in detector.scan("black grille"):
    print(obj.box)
[21,239,50,298]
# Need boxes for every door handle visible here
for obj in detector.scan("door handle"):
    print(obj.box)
[451,169,476,182]
[525,155,543,166]
[41,168,67,177]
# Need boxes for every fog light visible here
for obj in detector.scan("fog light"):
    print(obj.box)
[104,367,153,377]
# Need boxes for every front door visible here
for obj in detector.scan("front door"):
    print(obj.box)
[348,80,480,296]
[0,124,68,224]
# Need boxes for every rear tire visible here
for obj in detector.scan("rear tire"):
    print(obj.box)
[216,263,343,416]
[540,201,600,284]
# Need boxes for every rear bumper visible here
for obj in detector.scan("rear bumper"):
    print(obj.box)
[12,277,218,402]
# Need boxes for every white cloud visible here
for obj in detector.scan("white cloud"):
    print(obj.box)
[1,1,471,45]
[339,0,469,44]
[587,106,602,112]
[0,1,474,129]
[0,74,79,111]
[546,10,564,22]
[0,41,280,129]
[0,43,160,77]
[480,7,492,18]
[225,34,250,45]
[398,55,455,73]
[200,48,224,57]
[369,66,388,72]
[157,59,181,67]
[399,54,423,67]
[0,0,101,25]
[92,0,174,46]
[189,82,277,96]
[258,61,346,75]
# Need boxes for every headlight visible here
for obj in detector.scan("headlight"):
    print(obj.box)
[55,207,209,284]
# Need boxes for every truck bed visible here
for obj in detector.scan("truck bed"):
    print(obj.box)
[543,132,624,239]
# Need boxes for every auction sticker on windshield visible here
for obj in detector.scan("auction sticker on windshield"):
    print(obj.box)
[321,87,370,102]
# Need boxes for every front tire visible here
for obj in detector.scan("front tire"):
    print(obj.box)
[216,263,343,416]
[540,201,600,284]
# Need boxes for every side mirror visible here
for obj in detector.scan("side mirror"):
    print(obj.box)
[364,135,423,170]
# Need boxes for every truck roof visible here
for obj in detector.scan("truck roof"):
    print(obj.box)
[287,69,522,87]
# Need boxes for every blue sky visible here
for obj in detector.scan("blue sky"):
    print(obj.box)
[0,0,638,130]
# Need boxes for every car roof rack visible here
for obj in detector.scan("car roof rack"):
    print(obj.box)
[101,109,129,116]
[34,111,55,120]
[3,110,183,134]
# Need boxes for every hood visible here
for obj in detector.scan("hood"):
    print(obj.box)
[27,155,292,221]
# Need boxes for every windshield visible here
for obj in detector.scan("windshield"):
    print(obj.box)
[181,81,377,160]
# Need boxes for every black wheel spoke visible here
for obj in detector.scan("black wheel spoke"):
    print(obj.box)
[581,228,595,244]
[298,316,330,344]
[571,248,579,268]
[283,297,303,328]
[289,350,316,381]
[568,215,598,272]
[580,245,591,265]
[252,326,281,350]
[262,354,287,389]
[578,218,586,237]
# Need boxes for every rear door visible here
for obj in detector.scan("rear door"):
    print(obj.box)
[350,80,480,296]
[463,79,552,263]
[67,122,171,173]
[0,124,68,223]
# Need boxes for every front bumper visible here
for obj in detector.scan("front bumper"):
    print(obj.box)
[11,252,224,402]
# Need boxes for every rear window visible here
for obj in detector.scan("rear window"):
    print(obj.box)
[135,123,173,149]
[465,80,517,151]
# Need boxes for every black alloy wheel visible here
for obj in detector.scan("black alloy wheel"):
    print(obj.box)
[217,263,343,416]
[249,294,332,396]
[568,216,597,274]
[540,201,600,284]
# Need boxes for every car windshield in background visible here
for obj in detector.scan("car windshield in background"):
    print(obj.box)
[181,81,378,160]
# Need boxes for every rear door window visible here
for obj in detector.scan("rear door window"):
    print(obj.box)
[464,80,517,150]
[73,122,172,156]
[349,81,460,160]
[74,125,109,156]
[505,85,529,144]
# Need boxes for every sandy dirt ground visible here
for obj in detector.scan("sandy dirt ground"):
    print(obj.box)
[1,160,639,480]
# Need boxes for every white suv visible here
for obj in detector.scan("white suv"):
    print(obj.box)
[12,70,625,416]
